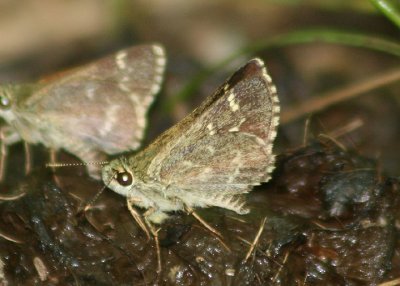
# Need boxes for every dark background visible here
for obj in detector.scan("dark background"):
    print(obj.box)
[0,1,399,285]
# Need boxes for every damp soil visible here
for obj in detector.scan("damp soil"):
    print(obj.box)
[0,139,398,285]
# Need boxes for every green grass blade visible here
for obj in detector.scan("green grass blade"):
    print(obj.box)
[368,0,400,28]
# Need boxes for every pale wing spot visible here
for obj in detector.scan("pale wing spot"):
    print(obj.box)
[231,103,239,112]
[150,45,167,87]
[125,89,149,139]
[267,165,275,173]
[121,76,130,82]
[228,91,235,102]
[229,99,239,112]
[203,167,212,173]
[128,92,147,132]
[262,68,268,76]
[240,131,268,147]
[136,112,146,129]
[273,105,280,113]
[151,45,166,95]
[265,144,273,154]
[253,58,264,67]
[207,123,216,135]
[270,85,277,94]
[255,136,266,146]
[155,65,164,75]
[154,75,163,85]
[119,82,130,92]
[141,94,154,107]
[150,83,161,95]
[152,45,165,57]
[223,84,230,91]
[86,86,95,99]
[156,57,166,68]
[227,152,242,183]
[229,117,246,133]
[228,91,239,112]
[270,130,278,140]
[100,105,120,136]
[265,74,272,83]
[272,94,279,104]
[116,51,128,70]
[272,116,279,127]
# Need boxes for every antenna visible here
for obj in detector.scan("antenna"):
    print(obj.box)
[45,161,114,211]
[84,184,108,211]
[46,161,109,168]
[84,170,116,211]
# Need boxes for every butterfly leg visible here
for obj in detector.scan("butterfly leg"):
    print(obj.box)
[143,207,162,274]
[126,197,163,273]
[184,205,231,251]
[23,142,32,174]
[0,126,22,181]
[0,129,7,182]
[184,205,222,237]
[126,197,150,240]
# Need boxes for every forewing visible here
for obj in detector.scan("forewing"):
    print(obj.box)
[147,59,279,193]
[21,44,166,153]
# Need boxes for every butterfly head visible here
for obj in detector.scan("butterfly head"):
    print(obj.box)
[102,157,137,197]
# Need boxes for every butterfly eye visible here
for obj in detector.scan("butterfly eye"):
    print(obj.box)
[0,94,11,109]
[116,171,133,186]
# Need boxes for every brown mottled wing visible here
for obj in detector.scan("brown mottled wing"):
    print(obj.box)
[20,44,166,153]
[147,59,279,194]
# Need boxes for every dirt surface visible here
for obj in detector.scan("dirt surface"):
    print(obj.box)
[0,140,398,285]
